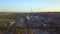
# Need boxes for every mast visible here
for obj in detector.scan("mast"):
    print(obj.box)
[31,6,32,13]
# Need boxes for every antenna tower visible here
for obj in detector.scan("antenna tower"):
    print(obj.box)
[31,6,32,13]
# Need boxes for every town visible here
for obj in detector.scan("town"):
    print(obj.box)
[0,12,60,34]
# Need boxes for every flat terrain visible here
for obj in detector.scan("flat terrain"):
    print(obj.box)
[0,12,60,34]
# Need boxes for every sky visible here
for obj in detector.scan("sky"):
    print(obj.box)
[0,0,60,12]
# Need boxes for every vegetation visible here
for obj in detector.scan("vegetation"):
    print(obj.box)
[0,12,60,34]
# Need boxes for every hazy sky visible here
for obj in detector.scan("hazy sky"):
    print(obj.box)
[0,0,60,12]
